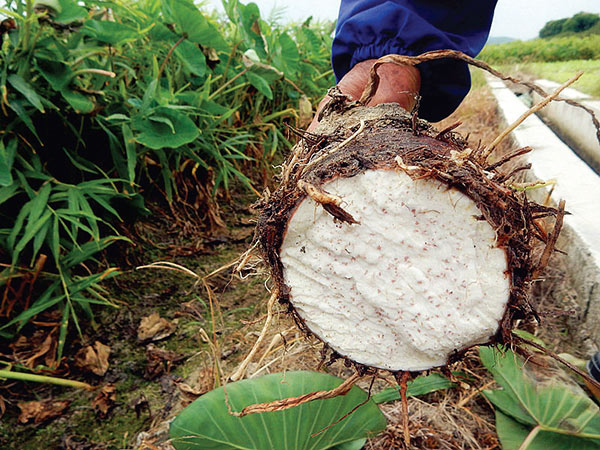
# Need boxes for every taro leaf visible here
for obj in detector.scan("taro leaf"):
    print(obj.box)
[174,39,207,77]
[272,32,300,76]
[169,371,386,450]
[36,59,73,91]
[160,0,227,51]
[246,72,272,100]
[480,346,600,448]
[53,0,87,23]
[133,109,199,149]
[149,23,207,77]
[121,124,137,185]
[8,75,45,113]
[0,139,17,186]
[372,372,455,404]
[83,20,139,45]
[495,411,600,450]
[61,89,94,114]
[331,438,366,450]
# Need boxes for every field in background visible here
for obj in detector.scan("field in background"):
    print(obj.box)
[481,32,600,97]
[503,60,600,98]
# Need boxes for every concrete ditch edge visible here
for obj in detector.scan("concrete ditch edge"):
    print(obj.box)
[486,74,600,349]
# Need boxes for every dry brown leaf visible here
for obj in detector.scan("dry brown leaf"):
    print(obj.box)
[75,341,111,376]
[0,395,6,419]
[10,330,57,369]
[92,385,116,417]
[144,344,185,380]
[17,399,70,424]
[298,95,313,128]
[137,313,176,341]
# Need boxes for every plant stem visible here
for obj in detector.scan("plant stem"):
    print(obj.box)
[157,35,186,82]
[0,369,94,390]
[22,0,33,51]
[208,69,248,100]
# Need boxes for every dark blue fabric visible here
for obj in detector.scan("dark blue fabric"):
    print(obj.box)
[332,0,497,121]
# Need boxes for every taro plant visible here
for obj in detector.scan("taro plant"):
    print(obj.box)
[480,345,600,449]
[169,370,454,449]
[0,0,335,363]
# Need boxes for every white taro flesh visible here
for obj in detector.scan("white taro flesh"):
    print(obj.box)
[280,169,510,371]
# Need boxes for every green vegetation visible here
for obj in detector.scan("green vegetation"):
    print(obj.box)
[480,34,600,64]
[0,0,334,359]
[170,371,455,450]
[507,60,600,98]
[539,12,600,38]
[480,345,600,449]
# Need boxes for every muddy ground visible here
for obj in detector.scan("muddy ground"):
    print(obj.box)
[0,79,592,450]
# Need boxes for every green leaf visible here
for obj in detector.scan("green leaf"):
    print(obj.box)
[60,89,94,114]
[73,191,100,239]
[483,389,537,426]
[0,281,63,332]
[31,218,50,263]
[14,210,52,257]
[8,75,45,113]
[173,39,207,77]
[57,305,70,362]
[148,115,176,134]
[49,214,60,264]
[0,183,21,206]
[133,109,199,149]
[36,59,73,92]
[160,0,227,51]
[82,20,139,45]
[273,32,300,75]
[0,139,17,186]
[480,346,600,445]
[122,124,137,185]
[246,72,273,99]
[495,411,600,450]
[373,373,454,404]
[169,371,386,450]
[54,0,87,23]
[494,410,533,450]
[331,438,366,450]
[63,237,126,268]
[17,183,52,241]
[9,100,41,142]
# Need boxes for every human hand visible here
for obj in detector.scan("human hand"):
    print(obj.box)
[308,59,421,131]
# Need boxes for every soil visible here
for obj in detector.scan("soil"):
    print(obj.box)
[0,79,592,450]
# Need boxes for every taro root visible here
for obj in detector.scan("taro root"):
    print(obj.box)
[256,92,564,374]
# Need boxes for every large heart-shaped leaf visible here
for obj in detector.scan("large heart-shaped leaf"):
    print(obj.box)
[480,346,600,449]
[83,20,139,45]
[54,0,87,23]
[133,109,199,149]
[36,59,73,92]
[169,371,386,449]
[160,0,227,51]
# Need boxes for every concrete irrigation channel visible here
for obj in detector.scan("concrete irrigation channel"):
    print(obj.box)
[487,74,600,349]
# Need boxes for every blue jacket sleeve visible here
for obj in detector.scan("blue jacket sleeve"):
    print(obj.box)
[332,0,497,121]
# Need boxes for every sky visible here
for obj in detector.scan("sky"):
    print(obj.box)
[202,0,600,41]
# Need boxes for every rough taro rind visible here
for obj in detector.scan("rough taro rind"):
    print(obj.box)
[256,97,560,375]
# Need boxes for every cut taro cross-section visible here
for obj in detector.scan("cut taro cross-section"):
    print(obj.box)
[257,100,562,373]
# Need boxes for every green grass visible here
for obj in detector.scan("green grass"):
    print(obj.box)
[502,60,600,98]
[480,34,600,64]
